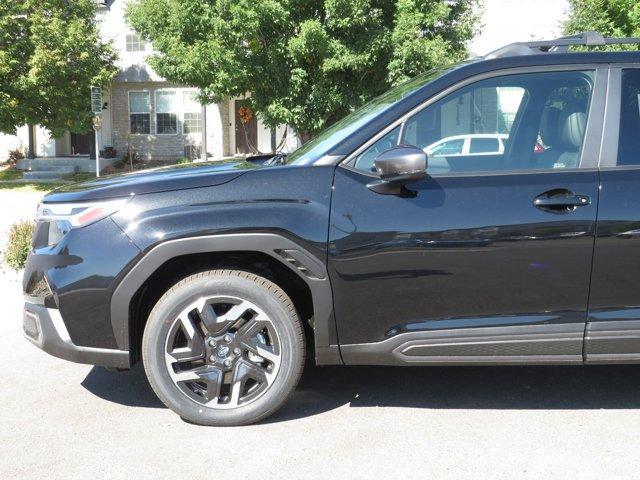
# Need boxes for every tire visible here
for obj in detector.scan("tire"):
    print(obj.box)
[142,269,305,426]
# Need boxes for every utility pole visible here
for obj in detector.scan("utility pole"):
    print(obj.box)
[91,86,103,177]
[92,116,102,177]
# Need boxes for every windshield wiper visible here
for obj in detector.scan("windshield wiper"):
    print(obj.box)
[264,153,288,166]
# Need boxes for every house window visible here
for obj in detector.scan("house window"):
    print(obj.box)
[156,90,179,134]
[183,91,203,134]
[126,33,145,52]
[129,91,150,134]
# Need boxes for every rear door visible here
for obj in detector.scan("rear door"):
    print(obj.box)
[586,67,640,362]
[330,66,607,365]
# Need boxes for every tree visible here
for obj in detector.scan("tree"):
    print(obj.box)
[0,0,117,137]
[127,0,479,141]
[564,0,640,39]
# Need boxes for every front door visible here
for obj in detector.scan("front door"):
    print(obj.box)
[329,68,606,364]
[70,131,94,155]
[235,100,257,155]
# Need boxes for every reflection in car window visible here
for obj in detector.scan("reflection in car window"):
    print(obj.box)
[350,70,593,175]
[353,127,400,172]
[430,138,465,156]
[469,137,500,154]
[286,63,468,166]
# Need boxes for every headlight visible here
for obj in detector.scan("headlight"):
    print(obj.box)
[35,198,129,247]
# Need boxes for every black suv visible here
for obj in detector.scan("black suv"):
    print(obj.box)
[23,33,640,425]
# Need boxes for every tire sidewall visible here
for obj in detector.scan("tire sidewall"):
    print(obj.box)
[142,271,304,426]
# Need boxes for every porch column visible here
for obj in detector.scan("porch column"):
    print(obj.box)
[27,124,36,159]
[201,103,208,161]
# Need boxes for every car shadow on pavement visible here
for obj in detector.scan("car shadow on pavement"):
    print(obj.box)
[82,362,640,422]
[268,364,640,423]
[81,364,164,408]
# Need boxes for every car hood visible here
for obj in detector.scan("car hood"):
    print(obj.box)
[44,161,259,203]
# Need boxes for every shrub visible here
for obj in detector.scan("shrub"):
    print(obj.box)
[177,157,191,164]
[7,148,25,165]
[101,165,117,175]
[3,221,34,271]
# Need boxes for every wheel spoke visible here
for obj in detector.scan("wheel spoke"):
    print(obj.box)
[168,365,225,402]
[168,365,207,383]
[219,302,251,323]
[166,312,205,362]
[226,359,273,407]
[236,319,280,361]
[199,300,251,335]
[198,302,219,334]
[255,344,279,364]
[199,368,224,403]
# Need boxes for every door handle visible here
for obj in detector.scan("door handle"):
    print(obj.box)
[533,189,590,213]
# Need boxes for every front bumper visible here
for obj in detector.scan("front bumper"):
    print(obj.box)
[23,216,141,351]
[23,301,130,369]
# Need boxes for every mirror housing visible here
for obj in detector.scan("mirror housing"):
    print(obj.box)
[374,146,427,184]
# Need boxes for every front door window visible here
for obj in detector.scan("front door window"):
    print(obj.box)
[352,70,595,175]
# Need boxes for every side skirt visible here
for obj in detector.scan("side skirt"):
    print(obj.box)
[584,320,640,364]
[341,324,584,366]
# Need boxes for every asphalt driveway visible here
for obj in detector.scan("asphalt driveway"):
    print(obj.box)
[1,191,639,479]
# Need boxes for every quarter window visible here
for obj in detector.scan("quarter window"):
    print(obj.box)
[129,91,150,134]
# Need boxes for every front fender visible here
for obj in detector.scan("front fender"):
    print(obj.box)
[109,233,340,364]
[109,166,340,364]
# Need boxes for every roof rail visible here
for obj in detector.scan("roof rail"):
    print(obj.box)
[484,31,640,59]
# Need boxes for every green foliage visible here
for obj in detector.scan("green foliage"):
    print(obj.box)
[389,0,478,84]
[127,0,479,139]
[564,0,640,43]
[0,0,117,137]
[3,221,34,271]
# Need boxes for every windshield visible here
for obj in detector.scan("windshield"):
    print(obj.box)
[286,64,463,165]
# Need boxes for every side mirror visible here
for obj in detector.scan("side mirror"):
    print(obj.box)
[374,146,427,184]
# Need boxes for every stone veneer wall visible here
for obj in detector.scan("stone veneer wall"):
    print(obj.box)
[110,81,230,161]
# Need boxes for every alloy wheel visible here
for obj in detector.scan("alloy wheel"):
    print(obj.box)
[164,296,282,409]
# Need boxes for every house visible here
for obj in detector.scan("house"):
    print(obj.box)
[0,0,568,166]
[0,0,298,168]
[91,0,299,166]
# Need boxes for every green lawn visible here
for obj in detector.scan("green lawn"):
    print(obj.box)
[0,168,22,181]
[0,165,65,192]
[63,172,95,182]
[0,182,60,192]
